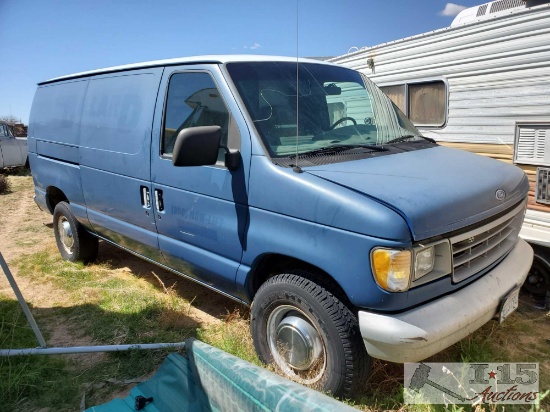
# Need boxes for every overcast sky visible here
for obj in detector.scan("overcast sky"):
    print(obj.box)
[0,1,482,124]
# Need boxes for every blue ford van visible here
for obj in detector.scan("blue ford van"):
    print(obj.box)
[28,56,533,396]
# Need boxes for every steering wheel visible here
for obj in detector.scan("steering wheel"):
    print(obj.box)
[329,116,357,130]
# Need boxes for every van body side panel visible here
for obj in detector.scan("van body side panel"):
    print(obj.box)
[149,64,252,294]
[36,141,79,164]
[30,154,87,221]
[78,68,163,261]
[29,80,89,146]
[28,79,89,222]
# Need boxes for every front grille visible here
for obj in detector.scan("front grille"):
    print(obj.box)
[450,202,525,283]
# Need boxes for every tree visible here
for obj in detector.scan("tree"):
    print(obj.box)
[0,115,21,126]
[0,115,27,136]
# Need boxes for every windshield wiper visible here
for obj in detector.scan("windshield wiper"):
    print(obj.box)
[385,134,436,144]
[299,144,388,157]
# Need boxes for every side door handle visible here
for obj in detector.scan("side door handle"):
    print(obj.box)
[154,189,164,212]
[140,186,151,208]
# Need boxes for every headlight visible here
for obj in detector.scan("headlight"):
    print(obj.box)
[414,246,435,280]
[371,248,411,292]
[371,241,451,292]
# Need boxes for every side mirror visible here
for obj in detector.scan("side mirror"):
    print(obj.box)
[173,126,222,167]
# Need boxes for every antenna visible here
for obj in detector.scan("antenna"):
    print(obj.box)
[293,0,302,173]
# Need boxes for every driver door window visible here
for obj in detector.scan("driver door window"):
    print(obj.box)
[162,72,229,162]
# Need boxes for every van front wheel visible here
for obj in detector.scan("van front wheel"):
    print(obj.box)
[250,272,370,397]
[53,201,98,263]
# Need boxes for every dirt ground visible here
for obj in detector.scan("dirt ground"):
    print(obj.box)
[0,175,246,405]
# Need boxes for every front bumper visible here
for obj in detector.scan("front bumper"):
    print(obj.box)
[358,238,533,363]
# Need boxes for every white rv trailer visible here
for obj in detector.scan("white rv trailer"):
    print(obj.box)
[330,0,550,295]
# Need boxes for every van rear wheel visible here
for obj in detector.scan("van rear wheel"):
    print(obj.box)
[250,272,370,397]
[53,201,98,263]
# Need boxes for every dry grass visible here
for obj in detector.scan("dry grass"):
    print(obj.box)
[0,174,11,194]
[197,308,259,366]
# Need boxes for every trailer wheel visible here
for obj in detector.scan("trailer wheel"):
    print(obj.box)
[53,201,98,263]
[523,246,550,296]
[250,272,370,397]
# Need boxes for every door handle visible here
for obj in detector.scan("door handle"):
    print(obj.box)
[140,186,151,208]
[154,189,164,212]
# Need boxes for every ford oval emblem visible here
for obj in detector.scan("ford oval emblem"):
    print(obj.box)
[496,189,506,201]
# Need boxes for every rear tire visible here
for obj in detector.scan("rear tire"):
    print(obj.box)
[53,201,98,263]
[250,272,370,397]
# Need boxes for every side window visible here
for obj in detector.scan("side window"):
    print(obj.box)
[380,80,446,127]
[163,72,229,159]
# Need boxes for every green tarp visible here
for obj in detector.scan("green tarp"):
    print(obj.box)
[86,338,357,412]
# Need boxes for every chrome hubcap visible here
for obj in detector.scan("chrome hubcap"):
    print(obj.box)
[267,305,326,384]
[58,217,74,253]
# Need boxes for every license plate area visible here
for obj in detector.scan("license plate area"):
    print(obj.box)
[499,286,520,323]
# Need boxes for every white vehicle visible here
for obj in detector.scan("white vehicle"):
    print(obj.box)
[0,122,28,168]
[330,0,550,296]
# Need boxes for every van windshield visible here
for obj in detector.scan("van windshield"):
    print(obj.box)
[226,62,423,159]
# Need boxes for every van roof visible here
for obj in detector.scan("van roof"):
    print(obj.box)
[39,55,335,85]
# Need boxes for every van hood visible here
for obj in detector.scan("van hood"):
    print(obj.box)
[304,146,528,240]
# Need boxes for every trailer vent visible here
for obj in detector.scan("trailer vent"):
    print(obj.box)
[515,125,550,166]
[489,0,524,14]
[452,1,527,27]
[536,167,550,204]
[477,4,488,16]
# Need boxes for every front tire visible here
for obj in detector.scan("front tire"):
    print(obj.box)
[53,201,98,263]
[251,272,370,397]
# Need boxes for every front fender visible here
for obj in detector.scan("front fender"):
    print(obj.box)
[236,207,408,308]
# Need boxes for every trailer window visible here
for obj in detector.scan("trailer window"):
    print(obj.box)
[379,85,406,113]
[380,80,446,127]
[409,82,446,126]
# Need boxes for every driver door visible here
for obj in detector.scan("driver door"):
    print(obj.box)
[150,65,248,297]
